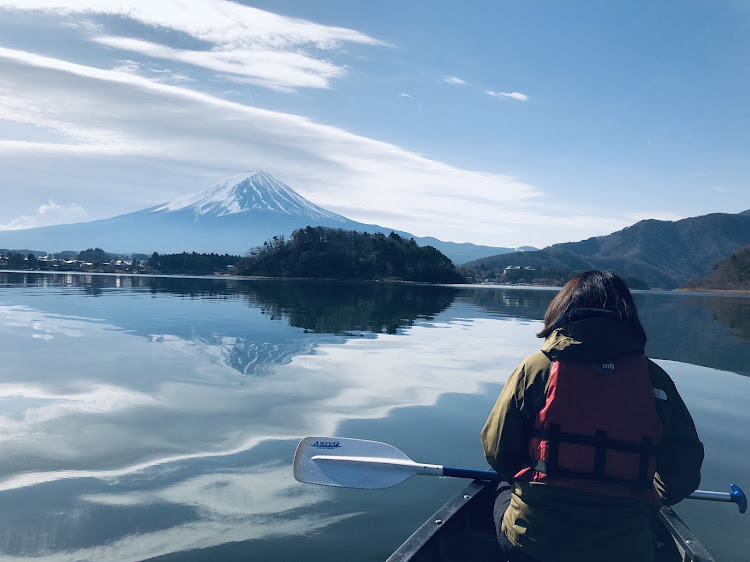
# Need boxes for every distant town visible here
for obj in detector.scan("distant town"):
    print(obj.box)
[0,248,238,276]
[1,249,149,274]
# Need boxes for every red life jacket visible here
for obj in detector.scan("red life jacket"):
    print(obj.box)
[515,353,663,506]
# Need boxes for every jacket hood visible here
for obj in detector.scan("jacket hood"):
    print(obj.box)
[541,316,646,362]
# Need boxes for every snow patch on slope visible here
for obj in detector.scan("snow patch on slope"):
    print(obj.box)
[151,171,347,222]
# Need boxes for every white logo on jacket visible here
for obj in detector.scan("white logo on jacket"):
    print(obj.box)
[592,361,616,373]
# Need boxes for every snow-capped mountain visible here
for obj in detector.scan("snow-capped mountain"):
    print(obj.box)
[0,172,523,264]
[150,171,346,222]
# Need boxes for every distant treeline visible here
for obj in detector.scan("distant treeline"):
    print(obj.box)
[681,244,750,291]
[235,226,465,284]
[148,252,241,274]
[0,252,38,269]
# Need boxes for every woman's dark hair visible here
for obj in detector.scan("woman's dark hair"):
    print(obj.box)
[537,270,646,341]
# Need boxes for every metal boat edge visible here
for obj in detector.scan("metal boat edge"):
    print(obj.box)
[386,480,715,562]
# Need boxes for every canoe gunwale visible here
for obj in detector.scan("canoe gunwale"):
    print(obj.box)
[385,480,491,562]
[387,479,716,562]
[657,505,715,562]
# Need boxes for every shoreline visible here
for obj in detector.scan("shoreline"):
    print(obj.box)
[4,268,749,294]
[0,268,459,286]
[675,287,750,295]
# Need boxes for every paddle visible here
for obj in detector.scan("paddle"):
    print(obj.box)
[293,436,747,513]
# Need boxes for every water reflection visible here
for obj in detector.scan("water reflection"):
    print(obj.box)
[0,273,460,381]
[2,273,749,380]
[2,272,749,380]
[236,279,458,334]
[456,286,750,377]
[0,273,748,560]
[452,286,554,321]
[0,273,538,560]
[698,293,750,345]
[635,291,750,376]
[0,451,350,561]
[0,273,459,335]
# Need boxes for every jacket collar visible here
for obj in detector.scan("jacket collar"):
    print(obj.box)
[541,311,646,362]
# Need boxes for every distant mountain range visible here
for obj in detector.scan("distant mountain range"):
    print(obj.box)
[465,210,750,289]
[0,172,531,265]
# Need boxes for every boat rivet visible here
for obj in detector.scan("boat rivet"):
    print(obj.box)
[434,519,443,525]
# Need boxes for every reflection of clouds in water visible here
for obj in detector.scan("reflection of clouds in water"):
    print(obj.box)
[0,298,542,557]
[7,468,349,562]
[288,318,539,428]
[82,466,320,516]
[0,304,93,339]
[0,434,274,494]
[0,384,155,427]
[44,511,353,562]
[0,313,539,491]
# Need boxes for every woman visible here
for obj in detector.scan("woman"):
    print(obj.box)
[481,271,704,562]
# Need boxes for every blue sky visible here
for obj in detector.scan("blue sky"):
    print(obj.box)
[0,0,748,249]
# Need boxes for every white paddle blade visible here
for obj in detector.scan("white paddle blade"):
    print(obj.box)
[293,436,439,489]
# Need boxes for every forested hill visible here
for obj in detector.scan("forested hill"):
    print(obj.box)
[680,244,750,291]
[235,226,465,284]
[463,209,750,289]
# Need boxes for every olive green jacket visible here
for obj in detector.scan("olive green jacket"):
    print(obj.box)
[481,318,704,562]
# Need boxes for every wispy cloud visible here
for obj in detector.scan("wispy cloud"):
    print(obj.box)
[444,76,465,85]
[0,3,633,248]
[111,59,141,74]
[0,200,88,231]
[0,46,546,246]
[112,59,196,84]
[0,0,386,92]
[486,90,529,101]
[93,35,345,92]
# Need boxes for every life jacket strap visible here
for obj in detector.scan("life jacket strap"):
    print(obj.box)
[529,423,656,489]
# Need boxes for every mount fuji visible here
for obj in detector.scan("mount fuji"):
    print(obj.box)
[0,172,525,264]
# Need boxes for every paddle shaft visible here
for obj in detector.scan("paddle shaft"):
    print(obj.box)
[691,490,733,502]
[313,456,741,508]
[443,467,502,480]
[296,437,746,512]
[445,467,745,512]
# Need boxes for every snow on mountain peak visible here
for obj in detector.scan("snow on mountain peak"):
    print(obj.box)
[151,171,346,221]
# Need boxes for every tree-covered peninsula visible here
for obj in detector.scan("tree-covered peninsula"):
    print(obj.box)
[1,228,465,283]
[147,251,240,274]
[681,244,750,292]
[235,226,465,284]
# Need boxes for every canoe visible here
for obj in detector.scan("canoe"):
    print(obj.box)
[386,479,715,562]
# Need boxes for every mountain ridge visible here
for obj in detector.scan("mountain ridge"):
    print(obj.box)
[464,210,750,289]
[0,172,522,264]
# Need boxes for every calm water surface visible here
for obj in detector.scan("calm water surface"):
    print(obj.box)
[0,272,748,561]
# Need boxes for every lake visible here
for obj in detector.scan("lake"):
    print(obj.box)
[0,272,748,561]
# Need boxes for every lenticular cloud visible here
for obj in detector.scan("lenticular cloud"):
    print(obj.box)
[0,0,385,91]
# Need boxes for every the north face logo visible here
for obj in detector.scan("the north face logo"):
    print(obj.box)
[593,361,615,373]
